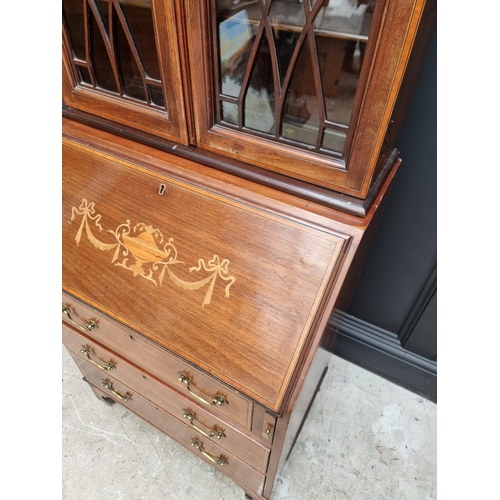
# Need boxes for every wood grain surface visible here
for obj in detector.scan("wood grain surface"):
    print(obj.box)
[62,137,352,412]
[63,291,254,430]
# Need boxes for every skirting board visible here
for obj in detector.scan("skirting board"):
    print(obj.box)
[328,311,437,403]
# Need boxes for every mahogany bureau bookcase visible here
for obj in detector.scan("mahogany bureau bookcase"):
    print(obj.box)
[61,1,436,498]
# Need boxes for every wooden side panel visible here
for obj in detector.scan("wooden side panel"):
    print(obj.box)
[376,0,436,181]
[263,346,330,499]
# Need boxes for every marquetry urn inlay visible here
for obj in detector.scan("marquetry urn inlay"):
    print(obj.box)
[69,198,236,307]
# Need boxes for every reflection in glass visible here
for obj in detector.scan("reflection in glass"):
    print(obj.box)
[215,0,376,158]
[115,8,145,100]
[148,85,165,108]
[120,0,161,81]
[221,101,239,125]
[95,0,110,29]
[77,66,92,85]
[62,0,166,109]
[282,37,320,147]
[245,36,276,134]
[90,13,118,92]
[269,2,302,86]
[62,0,86,60]
[323,128,347,153]
[219,8,256,100]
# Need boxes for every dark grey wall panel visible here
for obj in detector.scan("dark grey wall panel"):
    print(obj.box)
[330,312,437,403]
[334,31,437,401]
[347,31,437,335]
[403,288,437,360]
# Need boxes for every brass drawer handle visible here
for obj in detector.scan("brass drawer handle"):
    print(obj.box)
[183,409,226,439]
[62,304,98,333]
[81,345,116,372]
[191,437,228,466]
[262,424,274,440]
[178,373,228,407]
[101,379,132,402]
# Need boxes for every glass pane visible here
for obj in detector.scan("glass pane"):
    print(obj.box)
[90,13,119,92]
[281,36,320,147]
[221,101,239,126]
[244,36,275,134]
[114,7,147,101]
[323,127,347,153]
[219,8,258,99]
[62,0,86,60]
[77,65,92,85]
[215,0,378,158]
[269,1,303,86]
[316,36,356,126]
[148,85,165,108]
[95,0,110,32]
[120,0,161,81]
[62,0,165,109]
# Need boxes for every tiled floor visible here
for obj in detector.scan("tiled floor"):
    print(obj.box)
[62,346,436,499]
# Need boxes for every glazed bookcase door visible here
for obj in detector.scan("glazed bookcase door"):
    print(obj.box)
[185,0,429,198]
[62,0,189,143]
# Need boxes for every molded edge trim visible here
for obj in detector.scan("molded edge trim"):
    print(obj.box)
[329,310,436,402]
[62,107,399,217]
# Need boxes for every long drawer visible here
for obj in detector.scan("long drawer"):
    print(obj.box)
[70,352,266,497]
[63,322,271,474]
[62,292,253,430]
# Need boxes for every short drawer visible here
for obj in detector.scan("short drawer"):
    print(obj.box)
[70,353,266,497]
[63,323,270,473]
[62,292,253,430]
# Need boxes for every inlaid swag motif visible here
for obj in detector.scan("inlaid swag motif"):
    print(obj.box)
[69,199,236,307]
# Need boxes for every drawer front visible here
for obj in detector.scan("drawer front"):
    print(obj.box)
[62,293,253,430]
[63,323,270,473]
[70,352,265,496]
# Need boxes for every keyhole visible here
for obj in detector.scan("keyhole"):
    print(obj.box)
[158,184,166,195]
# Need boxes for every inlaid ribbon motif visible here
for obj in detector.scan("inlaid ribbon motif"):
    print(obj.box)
[69,199,236,307]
